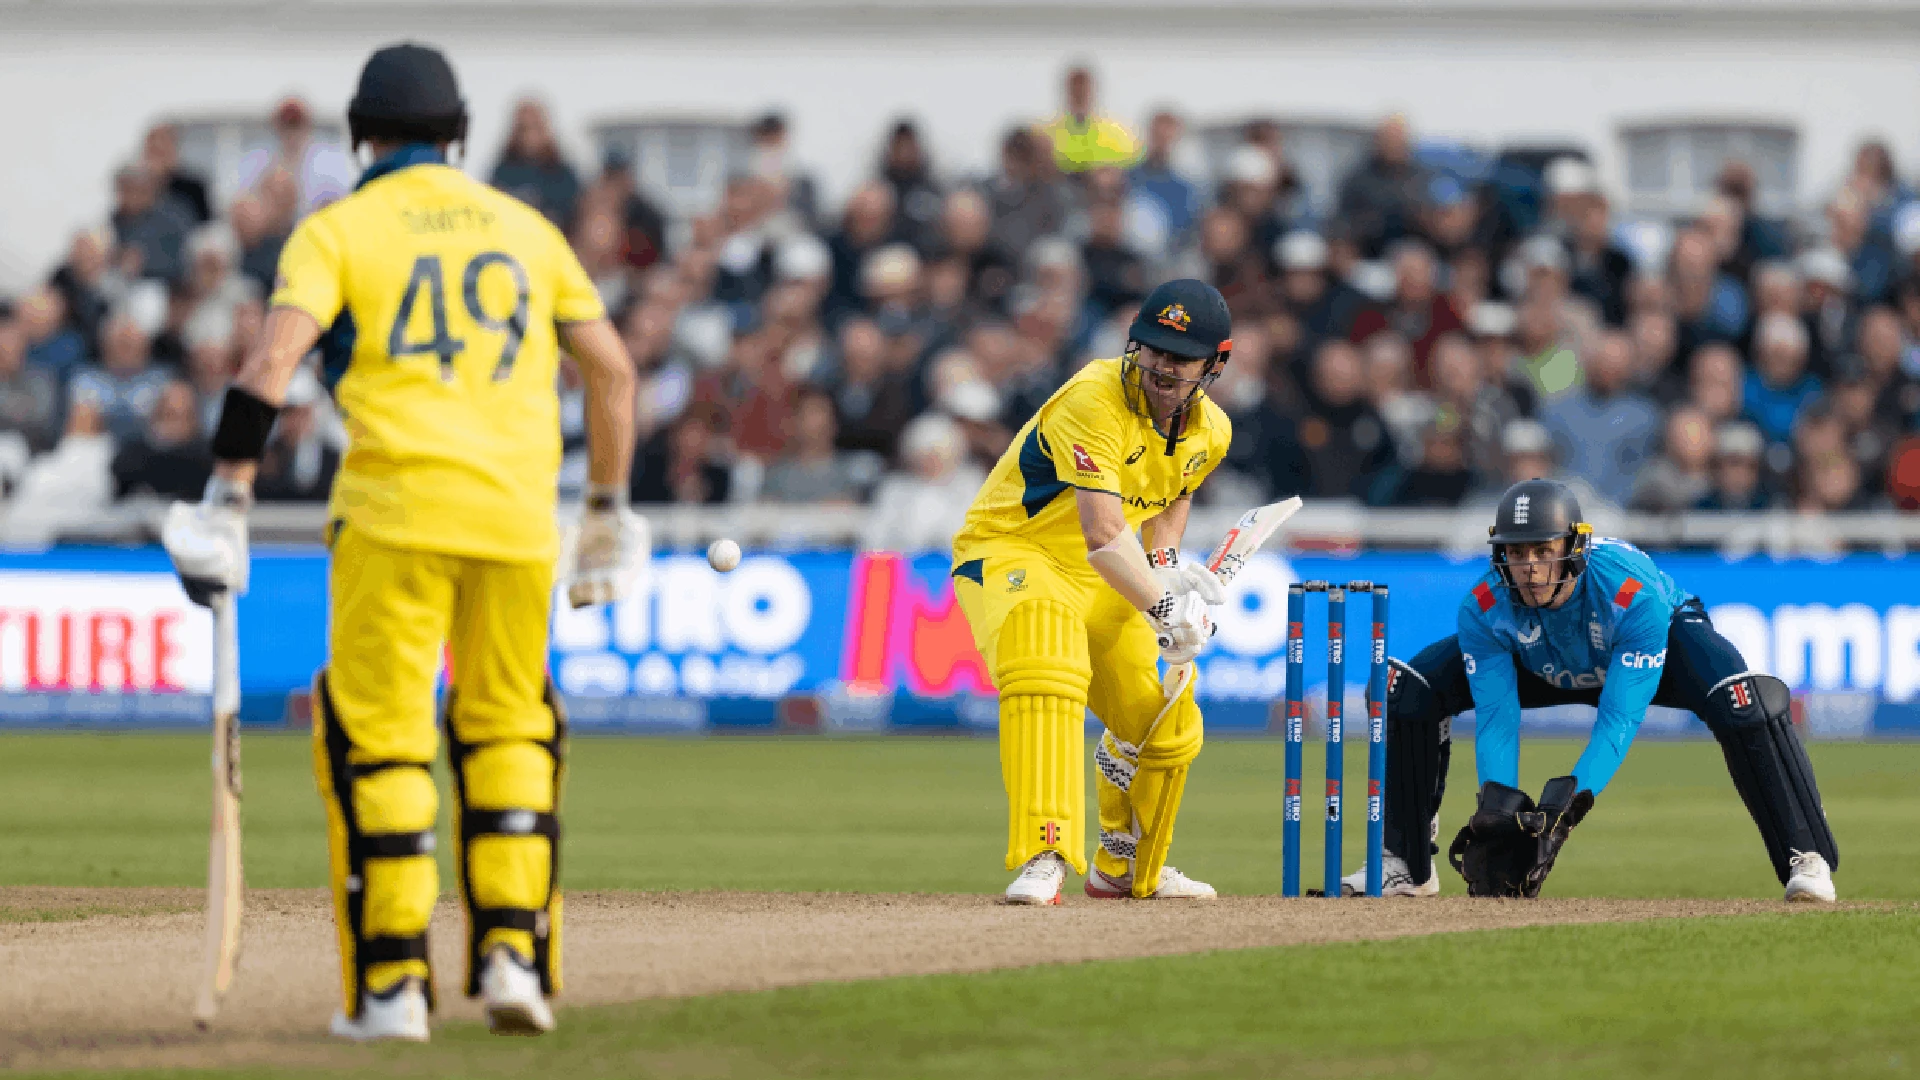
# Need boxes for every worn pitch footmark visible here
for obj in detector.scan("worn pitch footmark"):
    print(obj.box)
[0,888,1844,1072]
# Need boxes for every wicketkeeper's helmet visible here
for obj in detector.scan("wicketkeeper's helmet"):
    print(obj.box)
[1488,478,1592,604]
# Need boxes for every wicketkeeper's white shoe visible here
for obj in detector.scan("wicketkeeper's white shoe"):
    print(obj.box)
[1784,850,1837,903]
[329,978,430,1042]
[1084,865,1218,899]
[1341,854,1442,897]
[481,945,555,1036]
[1003,852,1068,905]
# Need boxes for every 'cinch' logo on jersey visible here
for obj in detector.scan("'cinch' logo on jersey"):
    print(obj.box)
[1071,443,1099,473]
[1619,649,1667,669]
[1156,303,1191,330]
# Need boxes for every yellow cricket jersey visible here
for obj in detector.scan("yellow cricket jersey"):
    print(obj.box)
[271,161,605,564]
[952,358,1231,571]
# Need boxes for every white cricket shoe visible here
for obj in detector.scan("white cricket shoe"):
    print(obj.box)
[1003,852,1068,905]
[1784,850,1837,904]
[1084,865,1218,899]
[1341,854,1442,897]
[481,945,555,1036]
[329,978,430,1042]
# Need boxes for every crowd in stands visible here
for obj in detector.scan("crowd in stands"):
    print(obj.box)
[3,68,1919,548]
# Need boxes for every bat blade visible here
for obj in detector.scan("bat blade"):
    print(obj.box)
[194,593,243,1029]
[1203,496,1302,584]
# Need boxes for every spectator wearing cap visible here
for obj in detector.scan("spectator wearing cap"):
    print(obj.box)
[111,165,193,284]
[1498,417,1557,487]
[110,380,210,500]
[1548,163,1633,326]
[1296,339,1395,500]
[181,311,236,436]
[254,370,340,501]
[818,317,914,460]
[1336,115,1427,258]
[0,313,60,454]
[17,286,86,381]
[1082,196,1148,320]
[236,97,355,217]
[826,182,901,325]
[860,412,987,552]
[1467,301,1537,417]
[180,225,255,336]
[713,174,783,310]
[939,374,1011,466]
[879,120,945,257]
[1628,405,1715,513]
[1275,230,1363,345]
[762,384,872,504]
[69,313,168,444]
[1827,189,1895,306]
[1670,227,1748,358]
[988,127,1071,261]
[1418,176,1484,263]
[140,123,212,225]
[1799,246,1856,366]
[632,404,732,505]
[1539,329,1659,506]
[1348,239,1463,386]
[1220,143,1292,268]
[1129,110,1201,247]
[1714,160,1791,271]
[749,113,821,230]
[1211,325,1307,501]
[1040,65,1139,174]
[1698,421,1772,511]
[1743,313,1821,445]
[489,99,581,230]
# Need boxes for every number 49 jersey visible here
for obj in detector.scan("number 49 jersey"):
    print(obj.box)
[271,162,605,563]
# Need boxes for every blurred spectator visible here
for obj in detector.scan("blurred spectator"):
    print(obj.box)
[588,148,668,274]
[1670,227,1747,356]
[1540,329,1659,506]
[1698,421,1772,511]
[695,328,792,462]
[0,400,115,545]
[110,380,210,499]
[820,316,915,459]
[1628,308,1683,401]
[1888,435,1920,511]
[1275,230,1362,344]
[762,385,869,503]
[986,127,1070,261]
[227,194,287,296]
[1040,65,1139,174]
[826,182,900,323]
[1429,330,1519,490]
[713,175,783,308]
[1629,405,1715,513]
[1799,246,1856,365]
[1827,354,1901,485]
[1336,115,1427,257]
[935,188,1016,314]
[879,120,945,256]
[1213,326,1306,500]
[182,315,236,435]
[140,123,212,224]
[1081,197,1147,318]
[1220,144,1291,268]
[1687,342,1745,426]
[940,377,1011,466]
[1550,164,1632,326]
[1418,176,1481,262]
[632,404,732,505]
[1714,160,1791,270]
[750,113,820,229]
[181,225,255,332]
[236,98,355,217]
[0,315,60,453]
[1386,417,1474,507]
[861,413,986,551]
[1743,313,1821,445]
[1348,240,1463,384]
[1129,111,1200,246]
[1467,301,1536,416]
[1296,339,1393,499]
[255,370,338,501]
[1362,331,1434,468]
[490,100,581,229]
[1513,289,1581,402]
[1193,207,1268,317]
[1853,305,1920,425]
[1794,452,1871,514]
[111,164,193,283]
[69,313,168,443]
[50,229,114,353]
[18,286,86,379]
[1499,417,1558,487]
[1827,189,1894,306]
[1447,246,1491,319]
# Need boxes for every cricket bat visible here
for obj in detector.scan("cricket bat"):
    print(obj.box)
[1142,497,1304,740]
[193,591,243,1029]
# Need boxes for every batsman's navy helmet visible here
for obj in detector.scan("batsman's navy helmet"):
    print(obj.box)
[1127,278,1232,361]
[1488,478,1593,603]
[348,42,468,150]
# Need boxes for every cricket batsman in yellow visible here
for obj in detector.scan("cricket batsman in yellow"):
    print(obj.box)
[162,43,644,1041]
[952,279,1235,903]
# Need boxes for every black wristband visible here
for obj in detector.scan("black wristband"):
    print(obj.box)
[210,385,282,463]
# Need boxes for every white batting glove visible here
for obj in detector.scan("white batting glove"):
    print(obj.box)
[1147,546,1226,606]
[1147,591,1217,665]
[162,476,251,609]
[563,485,650,609]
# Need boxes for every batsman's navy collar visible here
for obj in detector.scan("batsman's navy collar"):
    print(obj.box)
[358,143,448,190]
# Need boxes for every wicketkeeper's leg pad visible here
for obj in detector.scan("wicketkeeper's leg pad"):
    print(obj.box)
[995,599,1091,874]
[313,671,440,1018]
[1702,673,1839,883]
[445,683,566,997]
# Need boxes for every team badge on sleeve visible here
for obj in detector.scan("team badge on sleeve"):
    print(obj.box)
[1612,579,1643,609]
[1473,582,1496,612]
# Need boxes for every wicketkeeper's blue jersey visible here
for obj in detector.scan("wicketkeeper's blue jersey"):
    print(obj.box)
[1456,538,1696,793]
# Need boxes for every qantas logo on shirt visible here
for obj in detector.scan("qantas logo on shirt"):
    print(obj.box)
[1071,443,1100,474]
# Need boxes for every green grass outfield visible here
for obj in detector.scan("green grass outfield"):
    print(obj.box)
[7,734,1919,1079]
